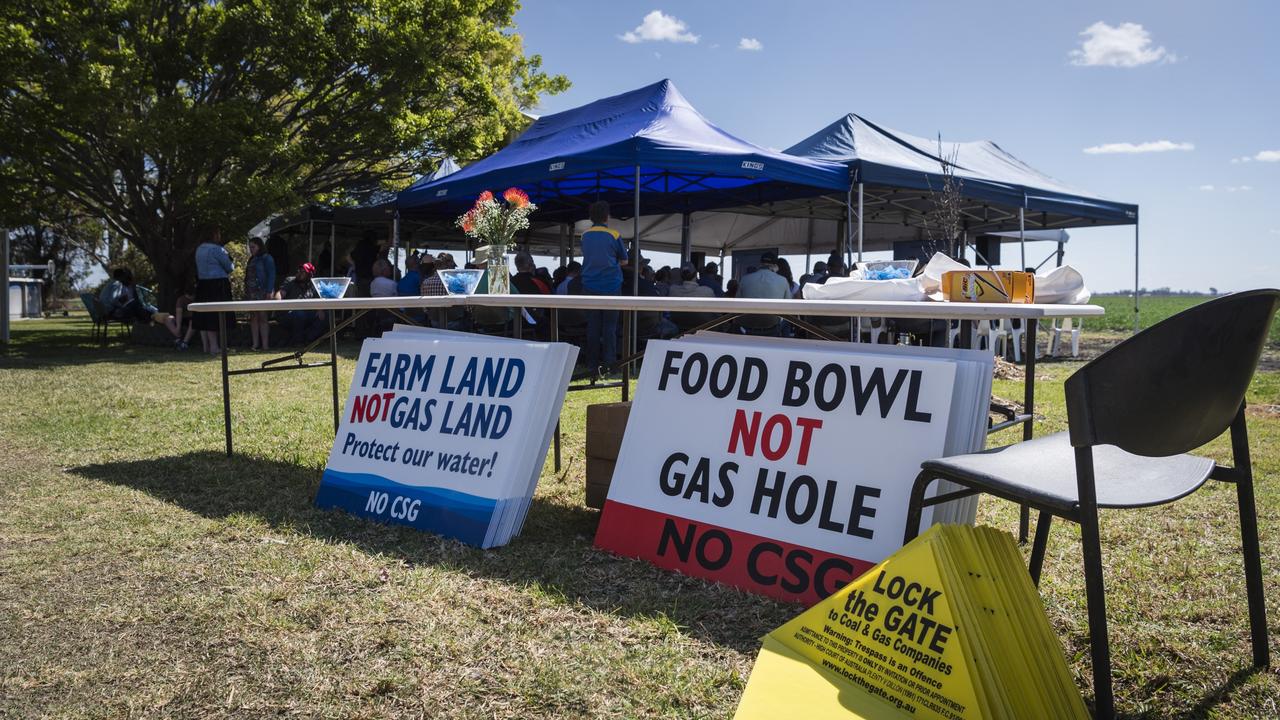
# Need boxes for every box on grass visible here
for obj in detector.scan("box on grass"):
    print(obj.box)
[585,457,616,509]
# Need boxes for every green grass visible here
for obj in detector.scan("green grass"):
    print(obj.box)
[2,317,1279,718]
[1092,294,1280,346]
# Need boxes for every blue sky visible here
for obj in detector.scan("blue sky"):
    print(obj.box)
[513,1,1278,292]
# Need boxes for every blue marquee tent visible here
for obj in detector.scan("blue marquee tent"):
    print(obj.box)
[397,79,849,222]
[786,113,1138,228]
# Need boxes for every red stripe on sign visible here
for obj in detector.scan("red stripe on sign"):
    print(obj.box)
[594,501,876,606]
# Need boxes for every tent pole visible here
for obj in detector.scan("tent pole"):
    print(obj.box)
[844,186,853,268]
[1133,220,1140,333]
[856,182,864,262]
[329,223,335,276]
[680,212,692,264]
[392,212,400,273]
[1,228,9,346]
[1018,207,1026,270]
[307,220,314,263]
[805,213,814,274]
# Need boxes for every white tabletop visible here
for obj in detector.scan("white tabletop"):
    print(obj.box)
[191,293,1103,320]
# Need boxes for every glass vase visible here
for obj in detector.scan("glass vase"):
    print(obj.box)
[486,249,511,295]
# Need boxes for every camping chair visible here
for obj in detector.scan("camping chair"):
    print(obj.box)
[1049,317,1082,358]
[903,289,1279,718]
[80,292,129,343]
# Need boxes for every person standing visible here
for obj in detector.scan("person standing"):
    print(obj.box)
[579,201,628,377]
[193,225,234,355]
[245,237,276,350]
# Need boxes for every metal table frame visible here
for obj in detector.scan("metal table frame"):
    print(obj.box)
[195,294,1102,542]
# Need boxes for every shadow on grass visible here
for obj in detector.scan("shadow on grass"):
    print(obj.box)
[1115,665,1268,720]
[70,449,794,653]
[1,317,365,368]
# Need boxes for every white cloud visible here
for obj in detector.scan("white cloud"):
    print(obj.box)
[1199,185,1215,191]
[1069,21,1175,67]
[1232,150,1280,163]
[1271,229,1280,236]
[619,10,699,44]
[1083,140,1194,154]
[1226,185,1253,192]
[738,37,763,51]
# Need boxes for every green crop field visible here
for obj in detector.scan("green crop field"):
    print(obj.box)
[2,317,1279,718]
[1092,294,1280,346]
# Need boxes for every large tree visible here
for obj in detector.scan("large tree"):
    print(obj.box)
[0,0,566,303]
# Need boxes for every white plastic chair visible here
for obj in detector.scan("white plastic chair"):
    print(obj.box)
[856,317,888,344]
[950,320,1001,352]
[1050,317,1082,358]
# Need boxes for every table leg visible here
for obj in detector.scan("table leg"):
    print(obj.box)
[550,308,561,473]
[220,311,232,456]
[329,310,339,434]
[1019,318,1038,543]
[621,311,631,402]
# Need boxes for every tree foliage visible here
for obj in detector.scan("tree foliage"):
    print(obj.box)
[0,0,567,301]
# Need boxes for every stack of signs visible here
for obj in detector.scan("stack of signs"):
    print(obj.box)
[734,523,1088,719]
[315,326,577,548]
[594,333,993,605]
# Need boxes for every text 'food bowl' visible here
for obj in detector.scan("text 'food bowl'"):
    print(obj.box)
[310,277,352,299]
[439,268,485,296]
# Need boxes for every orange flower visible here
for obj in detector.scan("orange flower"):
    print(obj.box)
[503,187,530,208]
[476,190,494,205]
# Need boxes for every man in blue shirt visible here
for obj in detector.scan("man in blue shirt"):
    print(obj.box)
[579,201,628,377]
[397,253,422,296]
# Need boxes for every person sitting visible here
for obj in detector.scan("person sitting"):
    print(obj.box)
[799,261,828,289]
[699,262,724,297]
[370,258,397,297]
[667,262,715,333]
[419,254,446,296]
[164,286,197,350]
[556,261,582,294]
[397,253,422,296]
[512,251,550,294]
[275,262,325,344]
[654,266,672,296]
[736,252,791,335]
[100,268,160,324]
[534,266,555,294]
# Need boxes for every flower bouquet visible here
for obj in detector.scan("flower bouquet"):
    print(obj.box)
[456,188,537,295]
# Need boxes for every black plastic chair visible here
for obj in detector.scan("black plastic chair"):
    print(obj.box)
[903,289,1279,719]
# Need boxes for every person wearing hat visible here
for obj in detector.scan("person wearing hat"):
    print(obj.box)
[419,253,448,296]
[736,251,791,335]
[738,252,791,300]
[275,262,325,344]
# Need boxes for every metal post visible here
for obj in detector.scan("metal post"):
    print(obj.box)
[559,223,568,267]
[1133,220,1140,333]
[1018,206,1026,270]
[627,165,640,388]
[680,211,692,264]
[307,220,314,265]
[392,212,400,274]
[844,186,853,268]
[856,182,864,262]
[329,223,336,276]
[0,228,9,346]
[1019,317,1038,544]
[220,310,232,455]
[329,310,339,433]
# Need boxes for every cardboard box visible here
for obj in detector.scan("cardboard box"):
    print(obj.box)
[585,457,616,509]
[942,270,1035,303]
[586,401,631,461]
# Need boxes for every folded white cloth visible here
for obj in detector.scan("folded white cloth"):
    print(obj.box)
[801,275,926,301]
[1032,265,1092,304]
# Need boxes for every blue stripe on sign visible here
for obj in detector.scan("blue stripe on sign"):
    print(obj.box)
[314,469,498,547]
